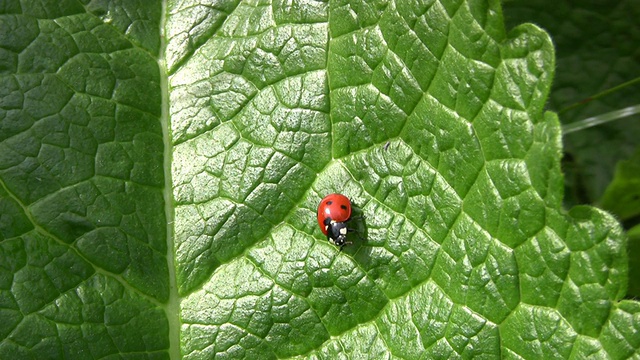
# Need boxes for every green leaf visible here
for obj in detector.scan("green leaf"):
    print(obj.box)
[0,1,169,358]
[1,0,639,359]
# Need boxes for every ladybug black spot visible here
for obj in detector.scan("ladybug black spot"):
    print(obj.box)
[340,205,348,210]
[326,201,333,205]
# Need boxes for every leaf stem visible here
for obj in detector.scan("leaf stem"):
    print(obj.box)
[561,105,640,134]
[558,76,640,114]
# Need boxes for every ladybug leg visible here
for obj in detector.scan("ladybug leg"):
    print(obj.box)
[339,240,353,252]
[347,227,365,241]
[345,214,366,242]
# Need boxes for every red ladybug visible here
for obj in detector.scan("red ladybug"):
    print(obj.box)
[317,193,353,248]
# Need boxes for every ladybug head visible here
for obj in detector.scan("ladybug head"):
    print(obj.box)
[330,233,348,247]
[325,219,349,247]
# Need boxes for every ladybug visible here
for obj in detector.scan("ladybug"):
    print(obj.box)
[317,193,354,248]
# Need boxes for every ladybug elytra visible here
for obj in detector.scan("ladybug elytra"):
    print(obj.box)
[317,193,354,248]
